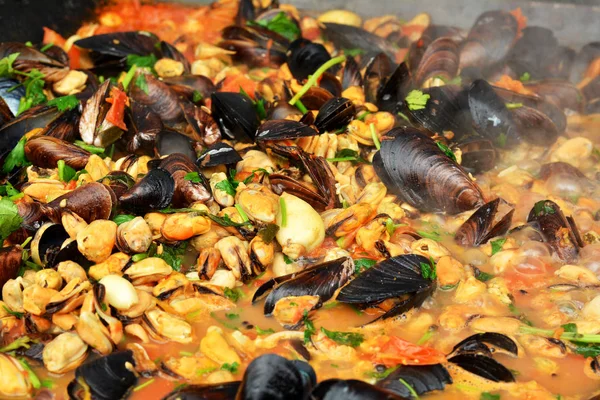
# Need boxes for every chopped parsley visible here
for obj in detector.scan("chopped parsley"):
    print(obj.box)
[303,310,316,344]
[505,102,523,109]
[3,136,31,173]
[255,326,275,335]
[258,223,279,244]
[2,305,24,319]
[420,258,437,280]
[532,201,555,216]
[135,73,149,95]
[225,313,239,320]
[480,393,500,400]
[112,214,136,226]
[398,378,419,398]
[416,230,442,242]
[223,287,243,302]
[156,242,187,271]
[221,361,240,373]
[320,327,364,347]
[249,12,301,42]
[0,53,20,77]
[326,149,369,164]
[435,141,457,162]
[192,90,203,103]
[126,54,157,69]
[57,160,76,182]
[519,72,531,82]
[15,68,47,115]
[490,238,507,255]
[475,270,495,282]
[47,94,79,111]
[343,48,364,57]
[0,197,23,242]
[370,123,380,150]
[496,132,508,148]
[405,89,430,111]
[283,254,294,264]
[354,258,377,274]
[74,140,106,155]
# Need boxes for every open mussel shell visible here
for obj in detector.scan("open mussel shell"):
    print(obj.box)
[124,100,163,156]
[237,354,315,400]
[527,200,584,263]
[342,56,363,89]
[30,223,70,266]
[509,104,559,146]
[376,365,452,398]
[45,182,116,224]
[336,254,434,323]
[363,53,393,104]
[570,41,600,83]
[79,80,125,148]
[0,43,68,81]
[448,353,515,383]
[254,257,354,316]
[454,198,514,247]
[299,86,334,110]
[0,106,62,160]
[119,168,175,214]
[159,153,211,207]
[376,62,412,114]
[255,119,318,142]
[450,332,518,357]
[67,350,137,400]
[100,171,136,199]
[312,379,405,400]
[0,245,22,289]
[74,31,159,65]
[287,39,331,81]
[468,79,519,147]
[459,10,518,71]
[130,71,184,125]
[322,23,398,61]
[197,142,242,168]
[17,201,47,232]
[162,382,241,400]
[155,129,196,160]
[41,106,81,142]
[314,97,355,133]
[373,127,484,214]
[211,92,259,143]
[24,136,90,169]
[160,40,191,73]
[47,238,92,270]
[0,78,24,116]
[163,75,215,104]
[454,138,496,174]
[539,162,586,181]
[525,80,583,113]
[414,37,459,88]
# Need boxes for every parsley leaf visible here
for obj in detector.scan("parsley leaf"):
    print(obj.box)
[283,254,294,264]
[184,172,202,183]
[480,392,500,400]
[475,270,495,282]
[496,132,508,148]
[0,182,20,197]
[320,327,364,347]
[416,230,442,242]
[303,310,316,344]
[46,95,79,111]
[135,73,149,95]
[490,238,507,256]
[223,287,243,302]
[57,160,76,182]
[192,90,203,103]
[561,323,577,334]
[326,149,369,164]
[420,259,437,280]
[0,53,20,77]
[2,136,31,173]
[225,313,239,320]
[258,223,279,244]
[250,12,301,42]
[436,141,457,162]
[156,242,187,271]
[255,326,275,335]
[533,201,555,216]
[0,197,23,242]
[112,214,136,226]
[354,258,377,274]
[405,89,430,111]
[126,54,158,69]
[221,361,240,373]
[16,68,47,115]
[343,48,364,57]
[519,72,531,82]
[215,179,236,196]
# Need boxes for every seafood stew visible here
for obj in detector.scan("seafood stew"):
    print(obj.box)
[1,0,600,398]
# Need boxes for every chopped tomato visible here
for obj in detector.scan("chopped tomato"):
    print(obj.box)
[303,27,321,41]
[105,87,129,131]
[42,27,82,69]
[370,336,446,366]
[510,8,528,36]
[65,180,78,190]
[219,74,258,98]
[494,75,534,95]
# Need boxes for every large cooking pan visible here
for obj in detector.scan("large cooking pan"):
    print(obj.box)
[1,0,600,46]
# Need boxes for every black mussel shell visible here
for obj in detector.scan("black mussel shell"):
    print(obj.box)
[414,37,459,88]
[314,97,355,133]
[450,332,518,357]
[509,104,559,146]
[0,106,62,160]
[100,171,136,199]
[459,10,518,71]
[181,102,221,146]
[159,153,211,207]
[155,129,196,160]
[41,106,81,142]
[287,39,331,81]
[129,71,183,125]
[0,78,24,116]
[17,201,46,232]
[163,75,215,104]
[376,62,412,114]
[124,100,163,156]
[376,365,452,398]
[468,79,519,146]
[322,23,397,61]
[68,350,138,400]
[74,31,159,60]
[454,198,514,247]
[197,142,242,168]
[455,138,496,174]
[220,39,287,69]
[342,56,363,89]
[24,136,90,169]
[539,162,586,181]
[363,53,393,104]
[408,25,466,73]
[256,119,318,141]
[319,72,342,97]
[160,41,191,73]
[45,182,116,224]
[211,92,259,142]
[300,86,335,110]
[255,257,353,316]
[373,127,484,214]
[525,80,583,113]
[162,382,241,400]
[448,353,515,383]
[312,379,404,400]
[0,97,13,127]
[31,223,69,267]
[47,238,92,270]
[119,168,175,214]
[15,342,45,363]
[406,85,471,138]
[237,354,315,400]
[527,200,584,263]
[570,42,600,83]
[0,245,22,289]
[337,254,433,307]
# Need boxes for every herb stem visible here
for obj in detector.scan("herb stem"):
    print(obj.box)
[234,204,250,222]
[279,197,287,227]
[370,123,380,150]
[122,64,137,90]
[289,56,347,106]
[520,326,600,343]
[133,379,155,392]
[295,99,308,114]
[398,378,420,399]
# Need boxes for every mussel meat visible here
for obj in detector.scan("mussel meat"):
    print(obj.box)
[454,198,514,247]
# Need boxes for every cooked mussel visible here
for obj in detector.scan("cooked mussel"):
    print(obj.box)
[155,129,196,160]
[287,39,331,81]
[67,350,138,400]
[336,254,436,323]
[100,171,136,199]
[0,43,68,82]
[196,142,242,168]
[74,31,159,69]
[45,182,116,224]
[363,53,393,104]
[255,119,318,141]
[454,198,514,247]
[449,332,518,357]
[24,136,90,169]
[119,168,175,214]
[162,382,241,400]
[253,257,353,317]
[373,127,484,214]
[123,100,163,156]
[376,365,452,398]
[158,153,211,207]
[322,23,398,61]
[211,92,259,142]
[30,223,70,266]
[454,138,496,174]
[129,70,184,125]
[41,106,81,142]
[314,97,355,133]
[342,56,363,89]
[163,75,215,103]
[79,80,126,148]
[0,246,22,290]
[312,379,404,400]
[414,37,459,88]
[0,78,25,117]
[527,200,584,263]
[220,25,288,68]
[376,62,412,114]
